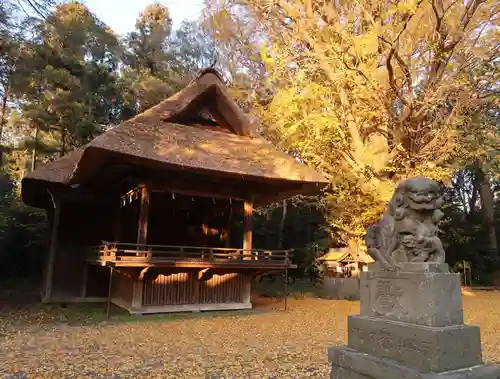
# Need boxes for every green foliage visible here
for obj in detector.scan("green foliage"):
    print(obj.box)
[169,21,218,75]
[120,13,219,119]
[124,3,172,77]
[1,1,123,168]
[0,176,47,281]
[440,166,500,283]
[253,196,331,279]
[299,239,328,280]
[117,67,176,117]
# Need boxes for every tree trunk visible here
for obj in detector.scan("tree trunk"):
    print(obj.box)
[31,123,39,171]
[60,127,66,157]
[278,200,287,249]
[475,162,498,256]
[0,82,9,165]
[0,83,8,142]
[469,178,479,216]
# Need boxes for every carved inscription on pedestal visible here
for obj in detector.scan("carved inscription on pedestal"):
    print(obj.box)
[351,326,433,358]
[371,277,406,316]
[374,279,396,312]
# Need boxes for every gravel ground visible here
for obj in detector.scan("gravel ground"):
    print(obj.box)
[1,293,500,379]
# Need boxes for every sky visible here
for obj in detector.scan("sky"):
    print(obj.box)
[83,0,205,37]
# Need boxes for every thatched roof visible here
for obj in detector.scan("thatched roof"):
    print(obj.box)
[22,68,328,207]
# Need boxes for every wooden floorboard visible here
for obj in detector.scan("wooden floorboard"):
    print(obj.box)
[124,302,253,315]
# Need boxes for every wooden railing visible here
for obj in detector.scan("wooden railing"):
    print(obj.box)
[87,241,293,266]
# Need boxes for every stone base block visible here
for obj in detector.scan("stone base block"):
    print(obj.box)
[360,269,464,326]
[329,346,500,379]
[348,315,482,373]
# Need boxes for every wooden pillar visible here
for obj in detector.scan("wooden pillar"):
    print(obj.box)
[80,262,88,298]
[106,265,114,318]
[225,206,233,248]
[132,276,144,311]
[243,275,252,305]
[202,221,209,247]
[43,195,61,303]
[134,185,149,311]
[136,184,150,247]
[243,200,253,259]
[193,271,200,305]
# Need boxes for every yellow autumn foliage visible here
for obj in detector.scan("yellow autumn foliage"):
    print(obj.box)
[204,0,500,244]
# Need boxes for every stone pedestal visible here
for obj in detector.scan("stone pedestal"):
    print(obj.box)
[329,263,500,379]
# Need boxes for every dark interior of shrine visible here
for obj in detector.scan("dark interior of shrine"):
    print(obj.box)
[116,191,244,248]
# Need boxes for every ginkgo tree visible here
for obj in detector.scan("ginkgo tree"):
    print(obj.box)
[205,0,500,251]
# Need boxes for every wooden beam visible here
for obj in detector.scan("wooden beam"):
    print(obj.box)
[243,200,253,258]
[150,179,249,202]
[145,169,262,202]
[42,195,61,303]
[147,192,233,213]
[150,178,318,207]
[60,189,114,204]
[136,184,150,246]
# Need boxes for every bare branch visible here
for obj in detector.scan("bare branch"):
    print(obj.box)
[378,0,424,107]
[428,0,488,88]
[431,0,445,33]
[385,46,406,104]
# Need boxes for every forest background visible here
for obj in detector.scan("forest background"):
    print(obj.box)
[0,0,498,285]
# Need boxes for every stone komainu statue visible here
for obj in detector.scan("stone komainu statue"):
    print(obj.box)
[365,177,446,270]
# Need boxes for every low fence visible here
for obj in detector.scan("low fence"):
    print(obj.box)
[87,241,293,266]
[321,277,360,300]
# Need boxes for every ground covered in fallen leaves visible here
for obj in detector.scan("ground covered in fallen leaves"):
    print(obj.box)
[1,291,500,378]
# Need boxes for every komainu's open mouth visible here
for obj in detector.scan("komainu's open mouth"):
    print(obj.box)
[407,193,437,210]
